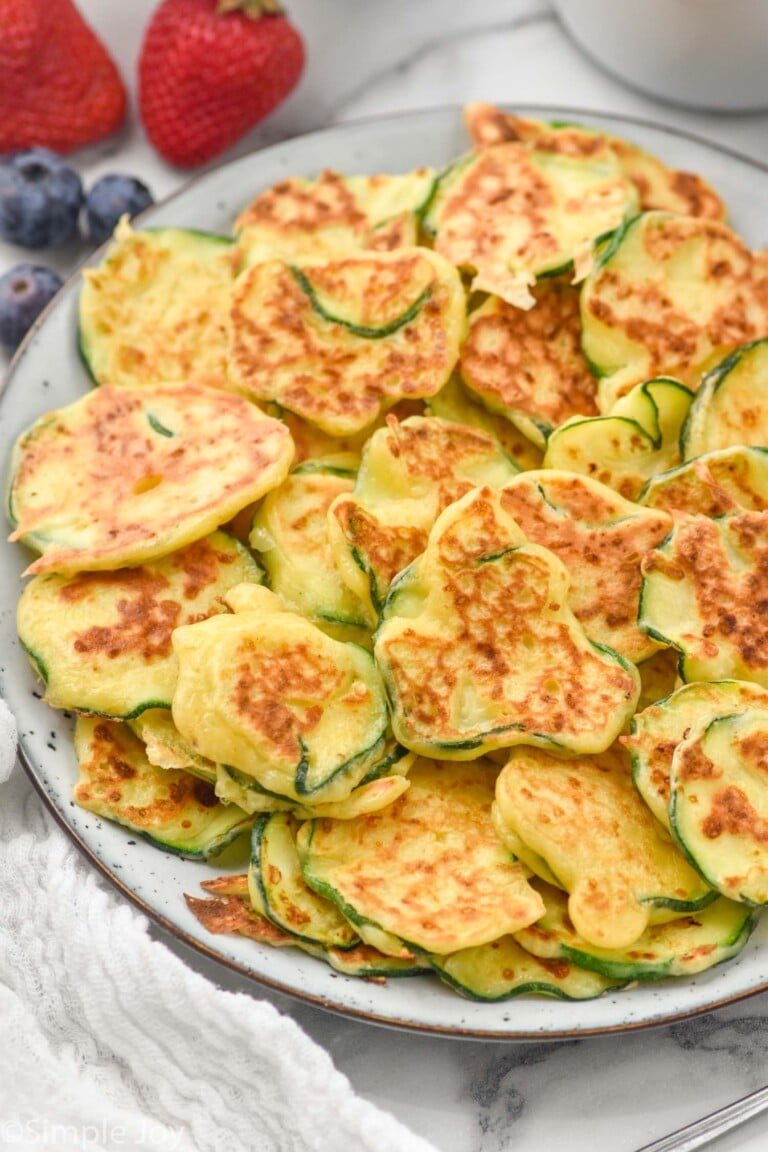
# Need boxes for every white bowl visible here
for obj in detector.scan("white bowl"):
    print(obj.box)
[553,0,768,112]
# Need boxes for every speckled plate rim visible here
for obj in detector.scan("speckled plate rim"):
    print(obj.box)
[3,105,768,1041]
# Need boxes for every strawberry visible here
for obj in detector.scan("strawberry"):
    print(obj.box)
[0,0,127,155]
[138,0,305,169]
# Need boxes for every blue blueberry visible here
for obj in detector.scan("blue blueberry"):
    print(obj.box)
[85,174,154,245]
[0,264,63,351]
[0,148,84,248]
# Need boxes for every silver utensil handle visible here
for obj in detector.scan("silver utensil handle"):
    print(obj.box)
[634,1083,768,1152]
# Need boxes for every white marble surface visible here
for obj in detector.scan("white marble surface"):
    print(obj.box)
[3,2,768,1150]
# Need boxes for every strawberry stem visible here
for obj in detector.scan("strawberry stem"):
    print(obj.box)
[215,0,285,17]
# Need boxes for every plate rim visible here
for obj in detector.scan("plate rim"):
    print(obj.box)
[6,103,768,1041]
[18,747,768,1040]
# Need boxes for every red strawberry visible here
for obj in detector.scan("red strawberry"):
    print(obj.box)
[138,0,305,169]
[0,0,127,154]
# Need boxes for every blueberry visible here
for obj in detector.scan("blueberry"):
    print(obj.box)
[0,264,63,351]
[85,174,154,245]
[0,148,83,248]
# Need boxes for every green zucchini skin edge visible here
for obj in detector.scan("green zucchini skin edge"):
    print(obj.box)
[627,678,756,806]
[636,532,686,670]
[636,519,742,684]
[667,719,768,908]
[578,212,643,380]
[77,327,100,386]
[548,414,657,452]
[430,962,629,1002]
[639,377,694,436]
[580,375,692,449]
[293,690,387,797]
[147,413,175,438]
[300,822,431,957]
[639,445,768,504]
[314,608,370,629]
[640,889,719,914]
[679,337,768,457]
[223,724,387,801]
[698,337,768,400]
[359,742,411,786]
[19,530,261,719]
[216,633,386,800]
[250,815,277,915]
[558,913,755,982]
[327,953,430,979]
[19,637,48,687]
[536,258,575,283]
[509,411,554,443]
[293,460,357,479]
[581,348,608,381]
[221,762,294,804]
[289,266,432,340]
[141,226,232,245]
[358,553,383,618]
[592,211,643,274]
[636,627,686,684]
[6,416,58,530]
[419,154,474,237]
[413,174,441,224]
[78,226,233,385]
[138,819,250,860]
[249,815,360,949]
[22,636,174,720]
[80,698,173,721]
[378,568,639,755]
[22,627,173,721]
[378,559,416,619]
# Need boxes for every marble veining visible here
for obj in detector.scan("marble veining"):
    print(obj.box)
[327,5,551,123]
[671,1010,768,1064]
[4,2,768,1150]
[469,1041,578,1143]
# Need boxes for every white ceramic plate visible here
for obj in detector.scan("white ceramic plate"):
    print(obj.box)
[3,106,768,1039]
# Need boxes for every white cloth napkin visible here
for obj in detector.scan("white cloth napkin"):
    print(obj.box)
[0,698,437,1152]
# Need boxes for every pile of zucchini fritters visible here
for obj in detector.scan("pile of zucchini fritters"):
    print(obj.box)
[10,103,768,1002]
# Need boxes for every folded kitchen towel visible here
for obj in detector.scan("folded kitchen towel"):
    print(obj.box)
[0,698,437,1152]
